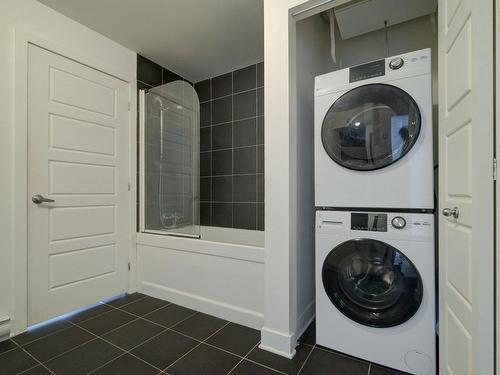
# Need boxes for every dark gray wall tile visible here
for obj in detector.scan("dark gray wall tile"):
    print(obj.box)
[233,65,256,93]
[257,175,264,203]
[212,123,232,150]
[234,90,256,120]
[200,127,211,152]
[200,102,211,127]
[162,68,182,84]
[195,79,211,103]
[137,55,162,87]
[212,150,232,176]
[233,175,257,202]
[212,73,232,98]
[212,203,233,227]
[233,203,256,230]
[212,176,233,202]
[200,152,211,177]
[257,62,264,87]
[234,119,256,148]
[257,145,264,173]
[234,147,256,175]
[201,203,211,225]
[257,203,264,231]
[257,87,264,116]
[257,116,264,145]
[212,97,232,125]
[200,177,211,201]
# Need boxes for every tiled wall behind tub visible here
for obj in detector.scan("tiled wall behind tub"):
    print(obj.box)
[137,55,193,230]
[195,62,264,231]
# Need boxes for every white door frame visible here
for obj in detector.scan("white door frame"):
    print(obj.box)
[12,28,137,335]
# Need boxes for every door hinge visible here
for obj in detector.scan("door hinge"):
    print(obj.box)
[494,158,497,181]
[128,102,131,111]
[128,182,131,191]
[128,262,131,271]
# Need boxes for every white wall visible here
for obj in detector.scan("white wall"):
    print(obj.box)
[0,0,136,333]
[136,233,264,329]
[294,14,334,344]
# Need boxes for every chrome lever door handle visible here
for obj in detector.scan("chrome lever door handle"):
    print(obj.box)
[442,207,459,219]
[32,194,55,204]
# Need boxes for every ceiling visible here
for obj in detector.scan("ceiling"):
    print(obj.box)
[38,0,264,82]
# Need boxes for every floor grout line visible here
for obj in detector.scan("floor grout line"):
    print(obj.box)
[103,294,149,309]
[226,341,261,375]
[74,322,165,375]
[19,346,56,374]
[12,322,75,348]
[163,320,231,372]
[297,343,316,375]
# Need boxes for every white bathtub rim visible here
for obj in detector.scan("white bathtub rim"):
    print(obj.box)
[136,232,264,264]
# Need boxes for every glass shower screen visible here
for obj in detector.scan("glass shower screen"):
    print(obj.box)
[139,81,200,238]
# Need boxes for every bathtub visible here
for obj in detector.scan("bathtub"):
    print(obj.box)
[135,226,265,329]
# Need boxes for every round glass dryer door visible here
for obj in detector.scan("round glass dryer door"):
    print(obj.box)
[322,239,423,328]
[321,84,421,171]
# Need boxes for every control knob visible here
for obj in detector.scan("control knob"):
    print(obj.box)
[391,216,406,229]
[389,57,404,70]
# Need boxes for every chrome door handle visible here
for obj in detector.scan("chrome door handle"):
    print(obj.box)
[442,207,459,219]
[32,194,55,204]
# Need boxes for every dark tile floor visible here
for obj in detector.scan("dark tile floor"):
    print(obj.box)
[1,293,407,375]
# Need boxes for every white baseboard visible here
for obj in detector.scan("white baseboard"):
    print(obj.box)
[259,301,315,359]
[260,326,296,358]
[140,281,264,330]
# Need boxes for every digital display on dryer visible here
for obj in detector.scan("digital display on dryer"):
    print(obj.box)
[349,59,385,82]
[351,213,387,232]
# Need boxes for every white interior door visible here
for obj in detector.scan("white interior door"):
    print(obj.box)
[28,44,131,325]
[438,0,494,374]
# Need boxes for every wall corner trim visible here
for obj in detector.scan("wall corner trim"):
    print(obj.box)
[260,326,297,358]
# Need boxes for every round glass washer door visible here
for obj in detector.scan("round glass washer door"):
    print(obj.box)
[321,84,421,171]
[322,239,423,328]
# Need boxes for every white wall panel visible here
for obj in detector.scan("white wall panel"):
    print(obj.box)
[137,235,264,329]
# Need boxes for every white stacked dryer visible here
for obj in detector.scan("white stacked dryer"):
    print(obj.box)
[314,48,433,210]
[314,49,436,375]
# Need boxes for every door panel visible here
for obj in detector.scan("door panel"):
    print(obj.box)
[438,0,494,373]
[28,44,130,324]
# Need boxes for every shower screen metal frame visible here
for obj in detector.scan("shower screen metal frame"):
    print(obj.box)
[139,83,200,239]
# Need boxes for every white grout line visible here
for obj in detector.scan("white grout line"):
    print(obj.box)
[199,85,264,104]
[225,341,260,375]
[162,320,231,372]
[367,362,372,375]
[19,346,56,375]
[297,344,316,375]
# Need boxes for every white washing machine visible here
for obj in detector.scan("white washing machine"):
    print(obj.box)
[314,48,433,210]
[315,210,436,375]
